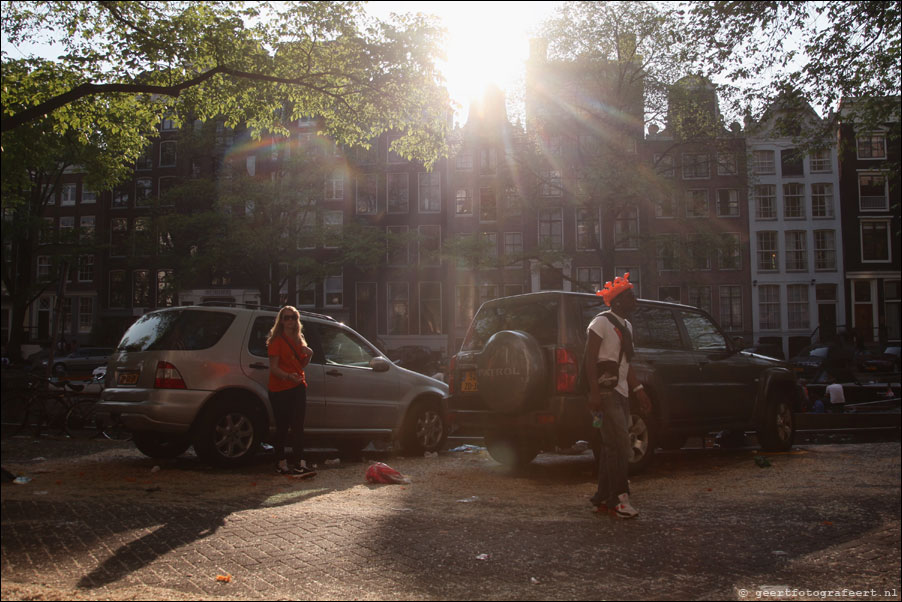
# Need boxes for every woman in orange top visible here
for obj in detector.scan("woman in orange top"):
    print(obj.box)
[267,306,315,477]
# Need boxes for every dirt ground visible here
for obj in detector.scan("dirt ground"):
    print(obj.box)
[2,432,901,601]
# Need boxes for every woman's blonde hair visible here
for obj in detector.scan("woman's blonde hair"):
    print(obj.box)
[266,306,305,347]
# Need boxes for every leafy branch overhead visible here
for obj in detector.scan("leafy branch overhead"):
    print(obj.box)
[1,1,451,167]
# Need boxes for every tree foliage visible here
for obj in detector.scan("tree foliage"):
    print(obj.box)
[1,1,451,166]
[684,1,901,135]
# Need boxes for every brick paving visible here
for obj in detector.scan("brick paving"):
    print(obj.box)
[2,438,900,600]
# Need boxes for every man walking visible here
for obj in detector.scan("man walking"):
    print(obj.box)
[585,273,651,519]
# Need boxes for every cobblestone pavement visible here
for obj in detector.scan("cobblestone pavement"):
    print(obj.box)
[1,435,900,601]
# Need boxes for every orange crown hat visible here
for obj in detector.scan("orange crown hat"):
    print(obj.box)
[596,272,634,306]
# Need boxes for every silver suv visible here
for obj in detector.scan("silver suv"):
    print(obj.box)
[97,305,448,466]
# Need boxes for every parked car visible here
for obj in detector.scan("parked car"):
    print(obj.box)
[95,305,448,467]
[860,346,901,374]
[742,343,785,360]
[388,345,443,376]
[788,345,831,381]
[45,347,114,375]
[446,291,802,473]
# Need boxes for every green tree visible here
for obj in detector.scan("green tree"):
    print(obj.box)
[684,1,901,144]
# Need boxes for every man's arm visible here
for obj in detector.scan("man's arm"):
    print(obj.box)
[585,329,602,411]
[627,364,652,415]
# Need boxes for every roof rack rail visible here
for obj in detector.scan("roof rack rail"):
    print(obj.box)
[196,301,337,322]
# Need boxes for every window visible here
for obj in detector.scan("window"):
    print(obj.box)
[544,135,562,157]
[783,183,805,218]
[60,183,76,206]
[719,233,741,270]
[542,170,562,197]
[455,188,473,216]
[59,216,75,243]
[456,150,473,170]
[136,178,153,207]
[81,188,97,204]
[297,207,316,249]
[112,188,130,209]
[159,141,177,167]
[481,232,498,259]
[420,282,442,335]
[109,270,127,308]
[716,189,739,217]
[753,150,775,174]
[576,267,602,293]
[857,133,886,159]
[39,218,54,245]
[656,234,680,271]
[686,189,708,217]
[861,220,890,262]
[688,234,712,270]
[811,183,834,218]
[858,173,888,210]
[323,210,343,248]
[136,147,153,170]
[297,279,316,307]
[134,217,153,255]
[754,185,776,219]
[810,149,831,173]
[418,172,441,213]
[780,149,803,176]
[538,208,563,250]
[324,272,343,306]
[688,286,712,314]
[757,231,779,272]
[655,195,676,218]
[161,117,177,131]
[386,226,409,266]
[78,297,94,333]
[654,153,675,178]
[387,173,409,214]
[456,286,477,329]
[480,148,497,173]
[682,153,710,179]
[503,186,521,217]
[111,218,128,256]
[326,171,344,200]
[503,232,523,265]
[157,269,175,307]
[133,270,151,307]
[479,187,497,221]
[356,173,378,215]
[787,285,809,329]
[478,284,498,306]
[785,231,808,271]
[814,230,836,270]
[79,216,95,243]
[719,286,742,330]
[387,282,409,335]
[576,208,599,250]
[659,287,681,303]
[759,285,781,329]
[614,206,639,249]
[419,225,441,267]
[37,256,51,280]
[716,153,737,176]
[387,134,405,164]
[885,280,901,341]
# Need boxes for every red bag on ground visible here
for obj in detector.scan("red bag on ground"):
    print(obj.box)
[365,462,410,484]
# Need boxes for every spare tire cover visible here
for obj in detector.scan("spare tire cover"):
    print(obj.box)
[477,330,546,413]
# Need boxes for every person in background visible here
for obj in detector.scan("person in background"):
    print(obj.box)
[825,377,846,414]
[267,306,316,478]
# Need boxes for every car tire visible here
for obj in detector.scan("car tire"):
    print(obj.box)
[627,400,656,475]
[400,399,447,455]
[758,395,794,452]
[485,433,539,467]
[477,330,546,413]
[193,400,263,467]
[133,432,191,459]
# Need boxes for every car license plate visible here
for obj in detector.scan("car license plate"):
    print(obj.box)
[461,371,478,393]
[118,372,139,386]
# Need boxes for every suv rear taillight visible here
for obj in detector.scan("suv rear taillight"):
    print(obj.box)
[555,347,578,394]
[154,361,187,389]
[448,355,457,394]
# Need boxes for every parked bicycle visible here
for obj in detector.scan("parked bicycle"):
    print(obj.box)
[16,374,126,440]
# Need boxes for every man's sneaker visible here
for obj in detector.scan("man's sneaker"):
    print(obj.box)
[276,461,316,478]
[614,493,638,519]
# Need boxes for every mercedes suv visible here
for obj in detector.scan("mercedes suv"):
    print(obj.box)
[97,305,448,466]
[446,291,802,473]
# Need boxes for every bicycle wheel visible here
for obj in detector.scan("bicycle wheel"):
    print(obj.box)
[17,394,46,437]
[65,400,102,439]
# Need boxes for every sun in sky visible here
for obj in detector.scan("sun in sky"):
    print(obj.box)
[366,1,561,124]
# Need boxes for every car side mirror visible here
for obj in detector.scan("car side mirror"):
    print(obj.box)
[370,357,392,372]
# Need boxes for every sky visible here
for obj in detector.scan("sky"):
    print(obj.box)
[365,1,562,125]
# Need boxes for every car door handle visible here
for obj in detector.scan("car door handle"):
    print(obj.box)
[249,362,268,370]
[327,370,343,377]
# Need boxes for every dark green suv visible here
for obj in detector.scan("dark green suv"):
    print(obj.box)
[446,292,802,473]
